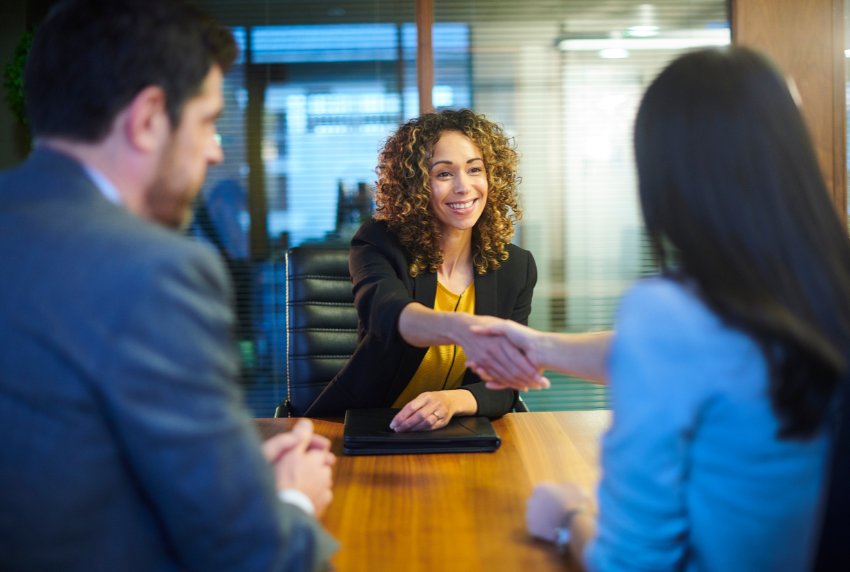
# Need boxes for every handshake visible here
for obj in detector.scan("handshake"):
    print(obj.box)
[390,306,611,433]
[459,315,553,392]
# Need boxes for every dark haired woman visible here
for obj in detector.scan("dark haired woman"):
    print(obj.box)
[305,109,546,430]
[471,47,848,570]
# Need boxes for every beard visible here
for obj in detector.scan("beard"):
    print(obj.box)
[145,180,197,230]
[144,140,204,230]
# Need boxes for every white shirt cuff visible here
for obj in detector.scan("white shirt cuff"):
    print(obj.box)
[278,489,315,516]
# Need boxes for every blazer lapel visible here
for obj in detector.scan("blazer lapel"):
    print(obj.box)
[383,269,501,407]
[474,267,498,317]
[413,269,438,309]
[383,270,437,405]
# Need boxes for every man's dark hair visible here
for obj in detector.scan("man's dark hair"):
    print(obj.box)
[635,47,850,439]
[24,0,238,142]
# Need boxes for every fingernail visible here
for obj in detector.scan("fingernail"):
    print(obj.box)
[389,423,396,430]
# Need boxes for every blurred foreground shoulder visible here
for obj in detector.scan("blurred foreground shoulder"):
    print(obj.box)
[617,277,716,338]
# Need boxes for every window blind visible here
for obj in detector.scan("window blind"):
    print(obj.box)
[190,0,729,416]
[434,0,729,411]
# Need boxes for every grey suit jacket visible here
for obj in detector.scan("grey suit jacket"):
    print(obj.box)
[0,149,337,571]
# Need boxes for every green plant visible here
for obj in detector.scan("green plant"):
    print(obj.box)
[3,31,34,125]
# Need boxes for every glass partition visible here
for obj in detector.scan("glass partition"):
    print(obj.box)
[434,0,729,410]
[192,0,730,415]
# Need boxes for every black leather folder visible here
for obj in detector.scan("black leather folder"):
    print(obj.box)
[343,408,502,455]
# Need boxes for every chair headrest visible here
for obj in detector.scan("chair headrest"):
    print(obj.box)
[287,247,351,278]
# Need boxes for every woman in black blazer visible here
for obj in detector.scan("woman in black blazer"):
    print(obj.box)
[305,109,546,430]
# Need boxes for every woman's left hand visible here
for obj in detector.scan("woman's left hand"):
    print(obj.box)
[526,482,590,542]
[390,391,459,432]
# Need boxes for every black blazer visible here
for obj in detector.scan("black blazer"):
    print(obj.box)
[306,219,537,418]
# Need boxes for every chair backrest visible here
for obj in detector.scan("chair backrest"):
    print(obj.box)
[279,247,358,417]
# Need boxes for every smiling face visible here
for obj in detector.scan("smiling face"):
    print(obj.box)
[428,130,488,238]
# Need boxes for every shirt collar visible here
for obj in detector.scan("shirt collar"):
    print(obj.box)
[82,164,123,205]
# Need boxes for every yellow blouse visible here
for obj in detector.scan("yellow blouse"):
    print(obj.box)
[391,281,476,408]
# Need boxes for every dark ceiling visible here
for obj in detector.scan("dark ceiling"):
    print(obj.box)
[194,0,728,29]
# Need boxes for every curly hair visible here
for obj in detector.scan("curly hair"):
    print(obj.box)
[374,108,522,277]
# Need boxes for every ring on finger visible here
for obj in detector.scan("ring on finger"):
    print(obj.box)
[432,411,442,420]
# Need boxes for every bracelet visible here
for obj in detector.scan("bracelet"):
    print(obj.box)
[553,507,585,555]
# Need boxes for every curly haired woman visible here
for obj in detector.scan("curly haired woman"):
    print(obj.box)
[305,109,547,430]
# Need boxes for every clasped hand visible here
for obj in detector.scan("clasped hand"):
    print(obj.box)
[261,419,336,516]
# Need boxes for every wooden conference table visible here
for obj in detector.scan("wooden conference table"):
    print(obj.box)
[257,411,611,572]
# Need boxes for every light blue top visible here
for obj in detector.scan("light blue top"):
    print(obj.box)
[586,278,829,572]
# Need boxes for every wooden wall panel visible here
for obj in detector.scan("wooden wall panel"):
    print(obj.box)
[732,0,847,216]
[416,0,434,114]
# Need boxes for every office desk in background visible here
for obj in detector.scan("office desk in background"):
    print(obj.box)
[256,411,612,572]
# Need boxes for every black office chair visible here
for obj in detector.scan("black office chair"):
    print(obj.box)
[275,247,358,417]
[515,394,530,412]
[273,246,530,416]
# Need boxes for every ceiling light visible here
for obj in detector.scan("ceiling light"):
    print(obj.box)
[558,29,730,51]
[599,48,629,59]
[625,25,659,37]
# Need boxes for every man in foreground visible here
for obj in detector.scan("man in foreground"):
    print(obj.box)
[0,1,337,570]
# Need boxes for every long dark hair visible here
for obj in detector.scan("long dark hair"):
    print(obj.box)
[635,47,850,439]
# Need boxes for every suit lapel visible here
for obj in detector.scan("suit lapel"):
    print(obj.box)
[474,267,498,317]
[413,269,438,309]
[383,270,437,405]
[383,268,500,407]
